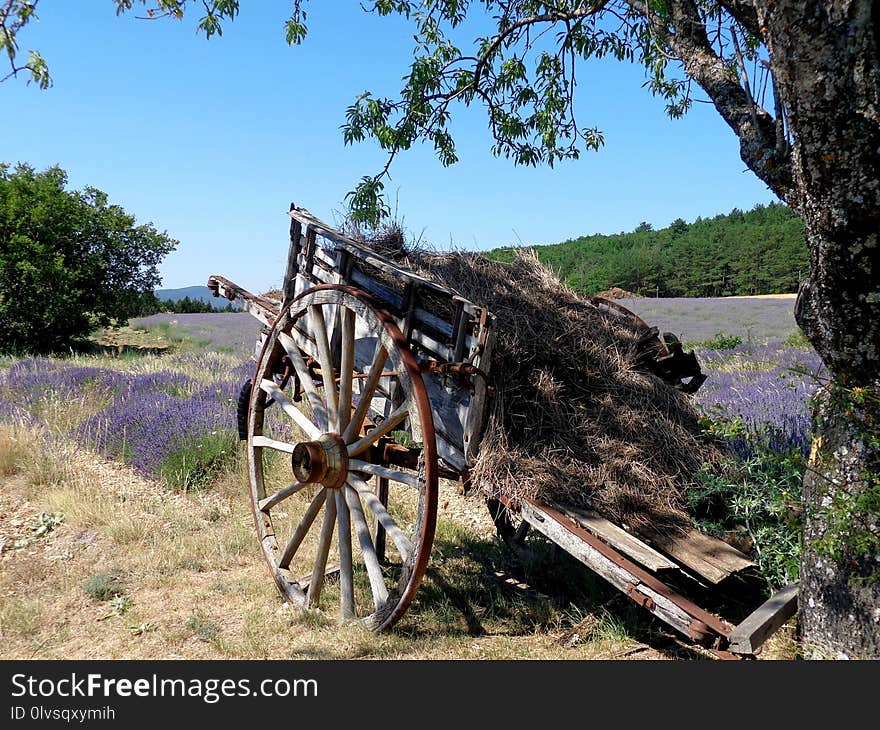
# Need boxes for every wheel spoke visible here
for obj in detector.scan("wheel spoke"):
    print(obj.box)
[278,331,329,431]
[344,485,389,609]
[258,481,309,511]
[252,434,296,454]
[310,305,338,431]
[347,402,409,457]
[337,307,355,431]
[248,285,437,632]
[307,491,337,607]
[335,490,355,619]
[278,487,327,569]
[374,477,389,564]
[348,459,419,490]
[342,341,389,443]
[259,379,321,440]
[348,473,413,562]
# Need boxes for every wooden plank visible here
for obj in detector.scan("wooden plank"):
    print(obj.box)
[348,268,404,308]
[284,204,302,302]
[518,499,702,641]
[408,327,455,362]
[728,582,799,654]
[206,275,279,326]
[638,526,756,584]
[462,327,495,466]
[414,306,455,339]
[289,207,450,295]
[559,505,680,574]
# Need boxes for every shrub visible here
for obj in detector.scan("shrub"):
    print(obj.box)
[161,429,238,491]
[83,571,125,601]
[700,331,744,350]
[689,427,804,589]
[0,164,177,353]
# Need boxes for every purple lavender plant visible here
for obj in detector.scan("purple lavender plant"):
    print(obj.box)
[77,372,240,478]
[0,357,254,484]
[695,341,825,456]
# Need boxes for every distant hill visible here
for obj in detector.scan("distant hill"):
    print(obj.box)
[485,202,807,298]
[154,286,232,310]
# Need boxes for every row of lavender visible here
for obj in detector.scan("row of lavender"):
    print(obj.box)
[687,341,822,586]
[693,342,825,457]
[0,337,823,491]
[0,355,255,483]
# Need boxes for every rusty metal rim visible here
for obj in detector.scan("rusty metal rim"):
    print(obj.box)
[246,283,438,632]
[589,295,652,330]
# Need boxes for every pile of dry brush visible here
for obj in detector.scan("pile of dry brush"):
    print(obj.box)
[362,224,722,534]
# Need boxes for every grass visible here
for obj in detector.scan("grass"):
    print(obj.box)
[186,613,221,643]
[0,425,28,476]
[0,341,801,661]
[0,599,44,640]
[129,321,211,351]
[1,416,729,660]
[161,430,239,492]
[83,571,125,601]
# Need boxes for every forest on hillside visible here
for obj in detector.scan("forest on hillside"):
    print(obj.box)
[487,203,807,297]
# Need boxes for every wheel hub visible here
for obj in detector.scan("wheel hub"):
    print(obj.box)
[292,433,348,489]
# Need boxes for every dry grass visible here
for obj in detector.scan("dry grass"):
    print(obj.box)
[0,421,773,661]
[0,425,28,477]
[400,247,723,534]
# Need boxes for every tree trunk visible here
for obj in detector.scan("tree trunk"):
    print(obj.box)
[756,1,880,657]
[800,384,880,659]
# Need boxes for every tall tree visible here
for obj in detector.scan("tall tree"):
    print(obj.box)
[5,0,878,657]
[0,163,178,352]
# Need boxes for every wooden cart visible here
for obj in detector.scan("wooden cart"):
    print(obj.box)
[207,204,797,656]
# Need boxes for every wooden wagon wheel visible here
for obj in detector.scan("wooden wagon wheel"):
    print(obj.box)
[246,284,439,630]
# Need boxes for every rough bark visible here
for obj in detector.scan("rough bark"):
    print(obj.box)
[801,385,880,659]
[755,1,880,381]
[751,1,880,657]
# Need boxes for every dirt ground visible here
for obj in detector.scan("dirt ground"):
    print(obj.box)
[0,423,798,661]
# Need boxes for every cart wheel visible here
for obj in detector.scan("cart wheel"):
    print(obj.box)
[246,285,438,630]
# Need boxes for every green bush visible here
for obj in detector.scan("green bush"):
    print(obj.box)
[689,435,804,590]
[0,163,177,353]
[700,331,744,350]
[83,570,125,601]
[161,430,238,491]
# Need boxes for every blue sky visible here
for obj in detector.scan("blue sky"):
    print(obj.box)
[1,1,778,292]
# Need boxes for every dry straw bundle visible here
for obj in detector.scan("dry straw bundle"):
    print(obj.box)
[363,225,720,534]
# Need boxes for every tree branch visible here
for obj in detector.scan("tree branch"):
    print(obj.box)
[718,0,761,36]
[469,1,610,93]
[629,0,792,200]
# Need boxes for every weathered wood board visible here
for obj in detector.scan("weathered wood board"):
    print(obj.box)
[638,525,756,584]
[728,582,799,654]
[559,505,680,574]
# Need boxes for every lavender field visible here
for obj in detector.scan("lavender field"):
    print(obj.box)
[695,343,824,456]
[131,312,262,357]
[0,297,813,660]
[618,294,799,344]
[1,301,823,493]
[621,293,823,456]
